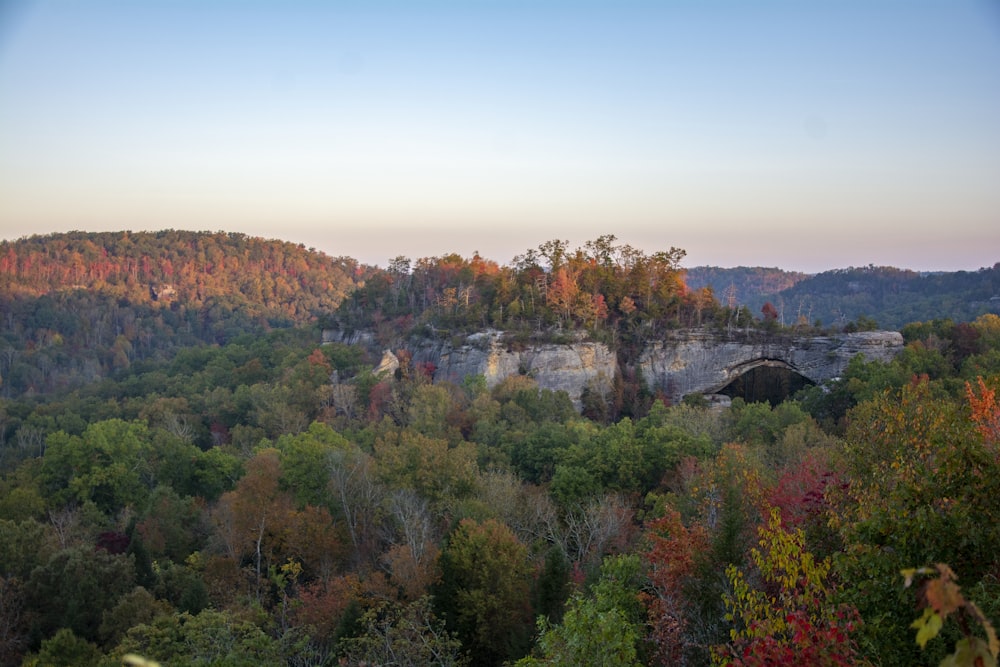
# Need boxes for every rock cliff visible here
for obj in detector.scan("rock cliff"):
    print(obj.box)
[324,328,904,408]
[638,330,904,402]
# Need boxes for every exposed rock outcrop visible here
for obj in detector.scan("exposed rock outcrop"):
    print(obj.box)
[414,331,617,410]
[325,328,905,409]
[639,330,904,402]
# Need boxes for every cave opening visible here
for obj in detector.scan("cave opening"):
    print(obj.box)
[717,364,814,406]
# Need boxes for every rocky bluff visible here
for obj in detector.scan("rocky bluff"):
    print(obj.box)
[324,328,904,408]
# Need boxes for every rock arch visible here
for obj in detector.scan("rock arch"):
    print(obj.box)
[702,358,806,396]
[639,330,904,404]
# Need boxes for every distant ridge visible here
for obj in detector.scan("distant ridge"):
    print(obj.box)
[0,230,368,311]
[685,263,1000,329]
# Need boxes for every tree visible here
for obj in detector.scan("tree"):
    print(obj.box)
[110,608,281,666]
[520,553,644,666]
[274,421,352,508]
[966,376,1000,447]
[41,419,155,513]
[0,575,29,666]
[341,597,467,667]
[212,449,293,596]
[22,628,102,667]
[761,302,779,322]
[134,485,204,563]
[834,377,1000,665]
[382,489,441,601]
[373,428,477,505]
[642,508,710,666]
[97,586,171,648]
[327,445,383,567]
[25,545,136,644]
[713,508,867,667]
[436,519,534,666]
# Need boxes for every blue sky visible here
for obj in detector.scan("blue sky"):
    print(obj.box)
[1,0,998,272]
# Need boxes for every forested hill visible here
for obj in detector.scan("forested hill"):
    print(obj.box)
[686,264,1000,329]
[683,266,809,312]
[772,265,1000,329]
[0,230,370,396]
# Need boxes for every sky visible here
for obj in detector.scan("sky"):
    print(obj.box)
[1,0,999,273]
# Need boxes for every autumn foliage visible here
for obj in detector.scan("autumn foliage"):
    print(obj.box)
[3,232,1000,666]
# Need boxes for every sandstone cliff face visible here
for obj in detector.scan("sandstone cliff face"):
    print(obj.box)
[325,328,904,408]
[638,330,904,402]
[412,331,617,410]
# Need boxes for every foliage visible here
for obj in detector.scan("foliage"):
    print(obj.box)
[834,375,1000,665]
[332,235,705,345]
[902,564,999,667]
[2,232,1000,666]
[709,264,1000,329]
[25,546,136,645]
[713,508,866,667]
[0,230,368,396]
[110,608,282,666]
[641,507,710,665]
[341,596,468,667]
[23,628,102,667]
[435,518,534,666]
[684,266,809,317]
[517,555,644,667]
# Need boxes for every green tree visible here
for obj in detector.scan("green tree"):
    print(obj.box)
[373,428,477,505]
[341,597,467,667]
[436,518,534,666]
[23,628,102,667]
[834,378,1000,666]
[0,518,56,580]
[41,419,156,513]
[110,608,281,666]
[134,485,205,563]
[519,555,644,667]
[26,546,136,644]
[97,586,171,648]
[274,421,352,508]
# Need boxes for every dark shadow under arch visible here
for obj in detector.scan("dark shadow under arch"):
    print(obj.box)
[714,359,815,406]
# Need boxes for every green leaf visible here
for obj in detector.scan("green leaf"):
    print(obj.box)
[911,608,943,648]
[939,637,998,667]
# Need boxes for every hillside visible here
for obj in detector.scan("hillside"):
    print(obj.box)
[0,230,370,396]
[1,232,1000,666]
[685,264,1000,329]
[683,266,809,311]
[769,265,1000,329]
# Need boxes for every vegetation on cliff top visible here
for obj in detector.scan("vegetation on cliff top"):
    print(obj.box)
[331,235,724,346]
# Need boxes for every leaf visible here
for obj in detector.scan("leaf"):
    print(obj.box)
[925,576,964,617]
[939,637,998,667]
[911,608,944,648]
[974,607,1000,660]
[901,566,935,589]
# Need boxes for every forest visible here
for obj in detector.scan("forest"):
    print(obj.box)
[0,231,369,397]
[1,232,1000,666]
[686,264,1000,330]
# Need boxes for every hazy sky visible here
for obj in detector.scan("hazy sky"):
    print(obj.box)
[1,1,999,272]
